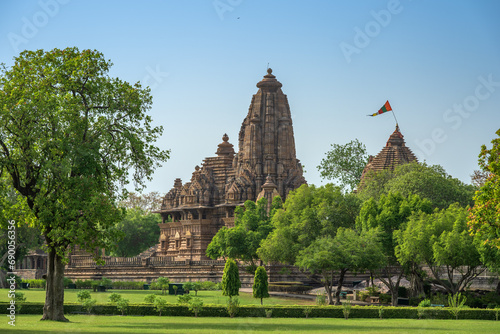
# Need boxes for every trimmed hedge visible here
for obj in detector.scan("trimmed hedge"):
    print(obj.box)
[1,302,497,320]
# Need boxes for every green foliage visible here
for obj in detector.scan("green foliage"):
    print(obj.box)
[109,208,161,257]
[192,281,202,295]
[316,293,327,306]
[144,294,157,304]
[116,298,129,316]
[22,279,45,289]
[378,306,385,319]
[469,128,500,249]
[317,139,369,191]
[206,197,280,265]
[200,281,218,291]
[258,184,361,265]
[183,281,194,293]
[177,294,192,304]
[153,276,169,295]
[82,299,97,314]
[448,292,467,320]
[342,300,352,319]
[13,291,26,313]
[77,290,91,303]
[296,228,385,304]
[0,47,169,319]
[226,297,240,318]
[222,259,240,299]
[395,204,484,294]
[153,297,168,316]
[188,297,204,317]
[265,308,273,318]
[108,293,122,305]
[419,299,431,308]
[252,266,270,305]
[358,162,475,209]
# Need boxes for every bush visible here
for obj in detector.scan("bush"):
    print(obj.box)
[153,298,168,316]
[82,299,97,314]
[77,290,91,303]
[188,297,204,317]
[13,292,26,313]
[108,293,122,305]
[63,277,73,288]
[177,294,192,304]
[100,278,113,289]
[21,279,45,289]
[379,293,391,304]
[200,281,217,291]
[183,282,194,294]
[316,293,327,306]
[418,299,431,307]
[144,294,157,304]
[227,297,240,318]
[116,298,129,315]
[0,302,498,319]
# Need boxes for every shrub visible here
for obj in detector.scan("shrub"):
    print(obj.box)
[378,306,384,319]
[265,309,273,318]
[448,293,467,320]
[419,299,431,307]
[144,294,157,304]
[177,294,192,305]
[116,298,129,316]
[192,281,202,295]
[22,279,45,289]
[63,277,73,288]
[379,293,391,304]
[200,281,217,291]
[91,280,100,292]
[183,282,194,294]
[316,293,327,306]
[303,306,312,318]
[13,292,26,313]
[227,297,240,318]
[77,290,91,303]
[108,293,122,305]
[82,299,97,314]
[154,297,168,316]
[188,297,203,317]
[342,300,352,320]
[100,278,112,289]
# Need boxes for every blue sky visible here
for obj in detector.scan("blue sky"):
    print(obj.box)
[1,0,499,193]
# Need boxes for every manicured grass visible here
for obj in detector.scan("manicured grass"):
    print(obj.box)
[1,315,499,333]
[0,289,314,306]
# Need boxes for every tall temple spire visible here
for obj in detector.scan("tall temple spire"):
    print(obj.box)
[229,69,306,201]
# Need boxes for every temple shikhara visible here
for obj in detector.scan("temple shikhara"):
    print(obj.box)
[155,69,306,261]
[359,124,418,184]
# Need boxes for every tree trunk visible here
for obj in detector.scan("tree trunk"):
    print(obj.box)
[41,249,68,321]
[334,269,347,305]
[324,282,334,305]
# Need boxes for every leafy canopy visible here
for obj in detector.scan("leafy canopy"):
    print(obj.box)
[468,128,500,248]
[358,162,475,209]
[317,139,368,192]
[0,47,169,260]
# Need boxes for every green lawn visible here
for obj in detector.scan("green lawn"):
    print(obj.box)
[0,288,314,306]
[1,315,499,333]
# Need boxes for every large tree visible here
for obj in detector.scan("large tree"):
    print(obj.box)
[0,48,169,321]
[468,128,500,248]
[358,162,475,209]
[296,227,385,305]
[317,139,368,192]
[395,204,485,295]
[356,192,432,305]
[258,184,361,266]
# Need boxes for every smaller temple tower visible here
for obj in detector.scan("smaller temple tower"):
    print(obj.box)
[360,124,418,184]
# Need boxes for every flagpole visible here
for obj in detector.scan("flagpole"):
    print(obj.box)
[391,109,399,127]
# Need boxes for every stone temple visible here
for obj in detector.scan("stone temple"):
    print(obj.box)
[155,69,306,261]
[360,124,418,183]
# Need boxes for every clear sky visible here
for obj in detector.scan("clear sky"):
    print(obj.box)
[1,0,499,194]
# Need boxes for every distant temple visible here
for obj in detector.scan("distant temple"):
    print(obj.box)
[155,69,306,261]
[359,124,418,184]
